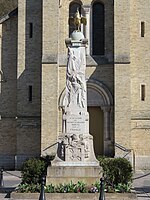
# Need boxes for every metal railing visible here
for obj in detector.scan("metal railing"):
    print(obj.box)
[113,142,135,172]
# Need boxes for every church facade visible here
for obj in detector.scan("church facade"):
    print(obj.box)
[0,0,150,170]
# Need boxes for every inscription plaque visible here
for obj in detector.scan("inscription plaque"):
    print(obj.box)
[66,116,86,134]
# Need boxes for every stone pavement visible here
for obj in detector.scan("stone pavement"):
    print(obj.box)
[132,171,150,200]
[0,171,21,200]
[0,170,150,199]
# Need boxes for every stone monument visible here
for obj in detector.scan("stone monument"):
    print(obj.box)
[46,9,101,185]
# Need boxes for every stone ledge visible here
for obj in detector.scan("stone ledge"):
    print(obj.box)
[46,166,101,186]
[42,54,58,64]
[11,192,137,200]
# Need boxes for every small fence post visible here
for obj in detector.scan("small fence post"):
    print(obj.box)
[39,175,46,200]
[99,177,105,200]
[0,168,4,188]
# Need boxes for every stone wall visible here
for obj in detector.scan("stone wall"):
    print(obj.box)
[0,0,42,169]
[0,14,17,169]
[114,0,150,169]
[11,192,137,200]
[130,0,150,169]
[114,0,131,154]
[41,0,59,156]
[16,0,42,167]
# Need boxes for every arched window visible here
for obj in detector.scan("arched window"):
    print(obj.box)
[92,2,105,55]
[69,2,81,36]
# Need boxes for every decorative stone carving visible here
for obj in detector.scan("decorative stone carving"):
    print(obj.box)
[58,134,89,162]
[53,133,98,166]
[66,47,86,109]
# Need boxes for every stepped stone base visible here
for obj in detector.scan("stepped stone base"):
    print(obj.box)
[46,166,102,185]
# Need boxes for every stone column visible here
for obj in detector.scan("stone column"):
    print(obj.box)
[102,106,111,140]
[101,106,111,155]
[114,0,131,157]
[41,0,59,156]
[82,5,91,55]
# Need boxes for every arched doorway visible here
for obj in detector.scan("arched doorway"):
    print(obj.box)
[87,79,113,156]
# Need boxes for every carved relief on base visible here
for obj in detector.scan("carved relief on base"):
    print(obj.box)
[56,134,90,162]
[50,132,100,167]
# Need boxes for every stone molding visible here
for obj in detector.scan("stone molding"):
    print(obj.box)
[42,54,58,64]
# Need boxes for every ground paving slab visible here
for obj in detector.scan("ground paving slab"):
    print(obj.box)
[133,171,150,200]
[0,171,21,200]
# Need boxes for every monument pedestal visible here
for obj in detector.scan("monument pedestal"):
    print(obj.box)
[46,166,102,185]
[46,130,102,185]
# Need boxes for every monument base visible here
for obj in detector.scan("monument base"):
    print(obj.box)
[52,133,99,165]
[46,165,102,186]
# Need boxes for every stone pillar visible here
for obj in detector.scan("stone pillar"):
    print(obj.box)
[102,106,111,140]
[101,106,112,155]
[41,0,59,155]
[114,0,131,157]
[82,5,91,55]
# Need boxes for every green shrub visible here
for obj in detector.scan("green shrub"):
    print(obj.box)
[21,158,46,184]
[97,156,133,192]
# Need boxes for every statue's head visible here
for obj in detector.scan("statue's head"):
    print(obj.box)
[74,8,80,19]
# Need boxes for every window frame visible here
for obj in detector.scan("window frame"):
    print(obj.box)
[91,1,105,56]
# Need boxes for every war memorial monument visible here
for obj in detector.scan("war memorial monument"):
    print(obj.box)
[46,10,101,185]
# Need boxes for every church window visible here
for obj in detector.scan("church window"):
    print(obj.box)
[28,85,33,102]
[141,22,145,37]
[141,84,145,101]
[69,2,81,36]
[92,1,105,55]
[29,23,33,38]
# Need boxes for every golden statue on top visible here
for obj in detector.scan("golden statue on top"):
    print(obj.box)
[69,8,87,31]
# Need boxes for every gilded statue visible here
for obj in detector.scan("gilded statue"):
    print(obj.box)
[69,8,87,31]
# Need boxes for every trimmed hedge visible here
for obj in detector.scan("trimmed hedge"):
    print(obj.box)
[97,157,133,192]
[21,158,46,184]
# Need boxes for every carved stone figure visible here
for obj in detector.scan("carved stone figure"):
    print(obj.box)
[66,47,86,108]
